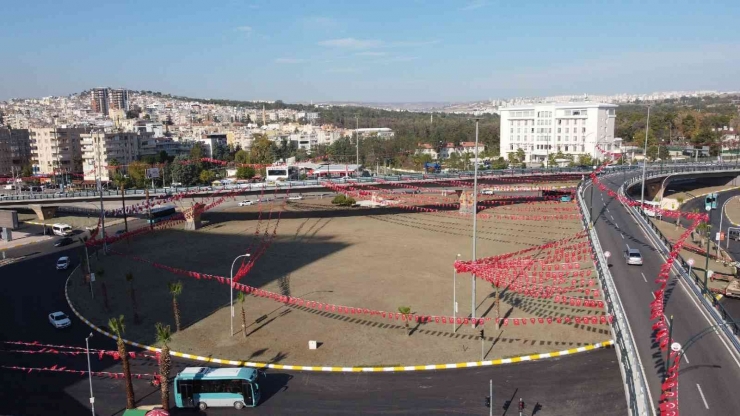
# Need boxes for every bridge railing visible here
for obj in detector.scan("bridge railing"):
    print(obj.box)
[577,178,651,416]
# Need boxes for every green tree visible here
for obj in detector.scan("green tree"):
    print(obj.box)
[155,323,172,411]
[199,169,216,184]
[212,142,230,161]
[398,306,413,336]
[234,149,250,164]
[237,291,248,338]
[249,134,275,164]
[21,164,33,177]
[675,197,685,227]
[491,157,508,169]
[127,161,148,188]
[109,315,136,409]
[646,145,659,161]
[189,142,204,161]
[168,281,183,331]
[169,155,199,186]
[516,148,525,163]
[577,154,593,167]
[236,166,256,180]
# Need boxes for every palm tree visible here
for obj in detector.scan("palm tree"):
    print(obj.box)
[109,315,135,409]
[237,291,248,338]
[168,281,183,331]
[155,322,172,411]
[675,197,685,227]
[398,306,412,336]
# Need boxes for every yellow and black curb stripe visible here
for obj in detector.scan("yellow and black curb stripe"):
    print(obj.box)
[65,269,614,372]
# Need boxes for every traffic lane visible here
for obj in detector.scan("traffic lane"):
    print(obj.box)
[597,177,740,415]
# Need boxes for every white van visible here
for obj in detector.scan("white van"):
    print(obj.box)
[3,184,16,191]
[52,223,73,236]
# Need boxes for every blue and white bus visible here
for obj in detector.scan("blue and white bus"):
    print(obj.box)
[147,205,177,224]
[174,367,261,410]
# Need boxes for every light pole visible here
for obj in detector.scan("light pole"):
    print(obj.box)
[471,118,480,327]
[687,258,695,279]
[453,253,460,333]
[355,116,359,169]
[85,332,95,416]
[703,206,712,294]
[640,106,651,209]
[230,253,251,336]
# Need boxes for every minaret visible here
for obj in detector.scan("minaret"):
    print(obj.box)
[262,105,266,126]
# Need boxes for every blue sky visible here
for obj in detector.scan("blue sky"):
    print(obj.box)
[1,0,739,102]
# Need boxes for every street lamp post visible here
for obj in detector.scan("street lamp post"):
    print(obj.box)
[704,206,712,293]
[471,118,480,327]
[85,332,95,416]
[640,107,651,209]
[453,253,460,333]
[230,253,251,336]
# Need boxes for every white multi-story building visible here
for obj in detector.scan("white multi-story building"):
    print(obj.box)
[82,131,140,182]
[499,103,618,164]
[29,127,89,175]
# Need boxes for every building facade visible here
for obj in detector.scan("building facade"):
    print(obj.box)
[91,88,110,116]
[499,103,618,164]
[0,127,31,176]
[29,127,89,175]
[82,131,140,182]
[109,88,130,112]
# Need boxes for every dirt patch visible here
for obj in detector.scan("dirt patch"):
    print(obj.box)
[69,191,609,367]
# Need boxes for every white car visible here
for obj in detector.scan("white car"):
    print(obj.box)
[238,200,255,207]
[288,195,304,201]
[56,256,70,270]
[48,312,71,329]
[481,189,494,195]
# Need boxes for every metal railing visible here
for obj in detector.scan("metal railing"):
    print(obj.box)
[577,179,651,416]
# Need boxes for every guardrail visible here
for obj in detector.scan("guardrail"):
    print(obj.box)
[577,179,651,416]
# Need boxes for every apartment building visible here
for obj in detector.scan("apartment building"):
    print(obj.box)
[29,127,89,175]
[355,128,394,139]
[499,103,618,163]
[109,88,130,112]
[0,127,31,176]
[82,131,140,182]
[91,88,110,116]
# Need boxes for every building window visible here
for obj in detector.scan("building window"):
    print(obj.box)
[557,136,561,141]
[582,127,586,133]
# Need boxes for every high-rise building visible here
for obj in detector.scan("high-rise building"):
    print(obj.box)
[91,88,110,116]
[82,131,140,182]
[498,102,619,164]
[110,88,130,112]
[0,127,31,176]
[29,127,89,175]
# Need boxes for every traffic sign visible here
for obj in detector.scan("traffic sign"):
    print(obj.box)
[688,258,695,266]
[604,251,611,259]
[671,342,681,352]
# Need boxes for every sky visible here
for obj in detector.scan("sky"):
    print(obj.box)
[1,0,739,103]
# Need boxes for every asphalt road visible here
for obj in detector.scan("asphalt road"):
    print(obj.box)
[0,191,628,415]
[587,171,740,416]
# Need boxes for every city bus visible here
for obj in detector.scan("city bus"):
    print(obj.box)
[265,165,299,182]
[147,205,177,224]
[642,201,663,218]
[174,367,261,410]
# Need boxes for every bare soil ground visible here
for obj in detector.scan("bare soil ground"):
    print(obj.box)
[69,183,610,367]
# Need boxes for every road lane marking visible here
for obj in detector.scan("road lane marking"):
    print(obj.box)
[641,273,647,283]
[610,215,614,220]
[621,233,624,239]
[683,353,690,364]
[615,223,619,229]
[696,384,709,409]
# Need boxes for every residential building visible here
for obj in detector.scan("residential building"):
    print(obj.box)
[416,143,438,159]
[355,127,394,139]
[109,88,130,112]
[29,127,89,175]
[91,88,110,116]
[416,142,484,160]
[81,131,140,182]
[139,137,192,159]
[499,103,618,164]
[193,134,228,158]
[0,127,31,176]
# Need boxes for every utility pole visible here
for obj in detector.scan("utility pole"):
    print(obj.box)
[355,116,359,169]
[145,188,152,230]
[704,206,712,293]
[472,118,480,326]
[121,183,128,233]
[489,380,493,416]
[640,106,650,209]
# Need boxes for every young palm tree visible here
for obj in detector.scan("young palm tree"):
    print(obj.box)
[168,281,183,331]
[398,306,412,336]
[237,291,248,338]
[155,322,172,411]
[109,315,135,409]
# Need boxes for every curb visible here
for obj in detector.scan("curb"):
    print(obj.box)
[65,269,614,372]
[0,236,53,251]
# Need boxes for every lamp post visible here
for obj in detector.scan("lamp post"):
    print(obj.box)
[85,332,95,416]
[640,106,651,209]
[453,253,460,333]
[687,258,695,280]
[704,206,712,294]
[471,118,480,327]
[230,253,251,336]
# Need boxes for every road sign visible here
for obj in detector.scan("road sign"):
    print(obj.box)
[688,258,695,266]
[708,270,714,279]
[604,251,611,259]
[145,168,160,179]
[671,342,682,352]
[717,232,722,242]
[90,273,96,282]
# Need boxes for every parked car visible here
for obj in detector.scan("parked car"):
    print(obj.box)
[238,200,255,207]
[56,256,70,270]
[625,248,643,266]
[288,195,304,201]
[560,195,573,202]
[481,189,494,195]
[54,237,74,247]
[48,311,71,329]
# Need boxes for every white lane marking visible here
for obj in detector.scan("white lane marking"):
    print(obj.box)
[683,353,690,364]
[696,384,710,409]
[641,272,647,283]
[615,223,619,229]
[621,233,624,239]
[610,215,614,220]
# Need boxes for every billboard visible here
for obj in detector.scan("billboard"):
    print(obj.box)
[0,210,19,229]
[145,168,160,179]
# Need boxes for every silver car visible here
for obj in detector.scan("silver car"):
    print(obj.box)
[625,248,643,266]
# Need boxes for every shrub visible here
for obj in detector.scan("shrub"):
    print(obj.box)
[332,194,347,205]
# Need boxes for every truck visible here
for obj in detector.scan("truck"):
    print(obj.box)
[424,162,441,173]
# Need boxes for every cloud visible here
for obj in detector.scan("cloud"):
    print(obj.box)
[304,16,339,28]
[318,38,382,49]
[235,26,253,32]
[460,0,488,11]
[275,58,306,64]
[355,51,387,57]
[387,40,440,48]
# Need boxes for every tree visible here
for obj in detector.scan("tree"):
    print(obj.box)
[155,323,172,411]
[234,149,250,164]
[646,145,659,161]
[675,197,684,227]
[516,148,525,163]
[199,169,216,184]
[127,161,148,188]
[212,142,230,161]
[250,134,275,164]
[109,315,135,409]
[398,306,412,336]
[21,164,33,177]
[236,166,256,180]
[168,281,183,331]
[576,154,593,167]
[189,142,204,161]
[491,157,508,170]
[237,291,248,338]
[169,155,199,186]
